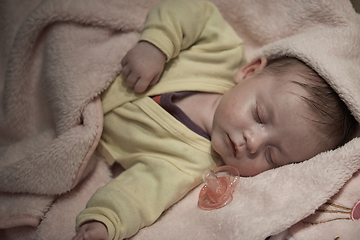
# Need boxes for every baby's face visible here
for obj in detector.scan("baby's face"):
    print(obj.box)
[211,71,326,177]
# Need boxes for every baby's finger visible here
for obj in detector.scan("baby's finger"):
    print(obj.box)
[72,229,86,240]
[149,73,161,86]
[120,54,128,67]
[82,230,107,240]
[71,234,79,240]
[126,72,140,88]
[72,224,88,240]
[134,78,151,93]
[120,65,131,81]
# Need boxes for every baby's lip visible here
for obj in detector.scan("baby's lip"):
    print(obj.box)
[226,134,236,157]
[227,134,244,159]
[234,144,245,158]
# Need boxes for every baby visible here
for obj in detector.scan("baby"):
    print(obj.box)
[73,0,357,240]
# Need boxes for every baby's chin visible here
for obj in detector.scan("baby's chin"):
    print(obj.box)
[210,148,262,177]
[223,160,263,177]
[238,167,271,177]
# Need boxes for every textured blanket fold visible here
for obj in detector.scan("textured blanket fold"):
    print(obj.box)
[131,138,360,240]
[0,0,141,194]
[0,0,144,232]
[1,0,360,240]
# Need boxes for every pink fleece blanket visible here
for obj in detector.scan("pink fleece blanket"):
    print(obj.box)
[1,0,360,240]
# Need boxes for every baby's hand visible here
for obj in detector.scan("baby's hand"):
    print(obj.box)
[72,221,108,240]
[121,41,166,93]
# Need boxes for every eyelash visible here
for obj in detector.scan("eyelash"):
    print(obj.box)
[265,147,274,165]
[255,103,263,124]
[255,103,273,165]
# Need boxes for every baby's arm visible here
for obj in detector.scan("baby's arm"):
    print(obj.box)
[121,0,219,93]
[121,41,166,93]
[72,221,108,240]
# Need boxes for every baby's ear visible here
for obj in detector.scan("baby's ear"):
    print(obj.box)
[233,57,267,83]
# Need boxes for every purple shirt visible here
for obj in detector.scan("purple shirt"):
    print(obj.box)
[152,92,210,140]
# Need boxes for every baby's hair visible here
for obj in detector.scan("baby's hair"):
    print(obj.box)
[262,57,357,150]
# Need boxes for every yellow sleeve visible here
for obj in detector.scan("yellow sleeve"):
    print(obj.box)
[76,156,207,240]
[139,0,236,61]
[101,0,243,113]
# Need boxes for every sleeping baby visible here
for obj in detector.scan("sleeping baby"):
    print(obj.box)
[72,0,357,239]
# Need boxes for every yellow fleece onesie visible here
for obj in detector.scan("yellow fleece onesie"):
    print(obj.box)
[76,1,244,239]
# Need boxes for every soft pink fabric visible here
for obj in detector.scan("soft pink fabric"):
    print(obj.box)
[0,156,112,240]
[0,0,145,229]
[287,171,360,240]
[132,140,360,240]
[0,0,360,240]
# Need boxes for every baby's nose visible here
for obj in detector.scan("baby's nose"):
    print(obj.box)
[244,130,265,154]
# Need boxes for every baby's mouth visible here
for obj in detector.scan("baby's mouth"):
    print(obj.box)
[226,134,237,158]
[227,134,244,159]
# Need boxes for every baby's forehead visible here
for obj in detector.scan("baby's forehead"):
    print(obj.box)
[261,75,315,120]
[262,71,310,95]
[262,57,319,84]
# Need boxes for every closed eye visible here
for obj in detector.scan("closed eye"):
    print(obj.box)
[255,103,262,124]
[265,147,275,166]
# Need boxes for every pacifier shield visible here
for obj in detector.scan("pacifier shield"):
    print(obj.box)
[198,166,239,210]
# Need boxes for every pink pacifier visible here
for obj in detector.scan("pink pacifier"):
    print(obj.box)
[198,166,240,210]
